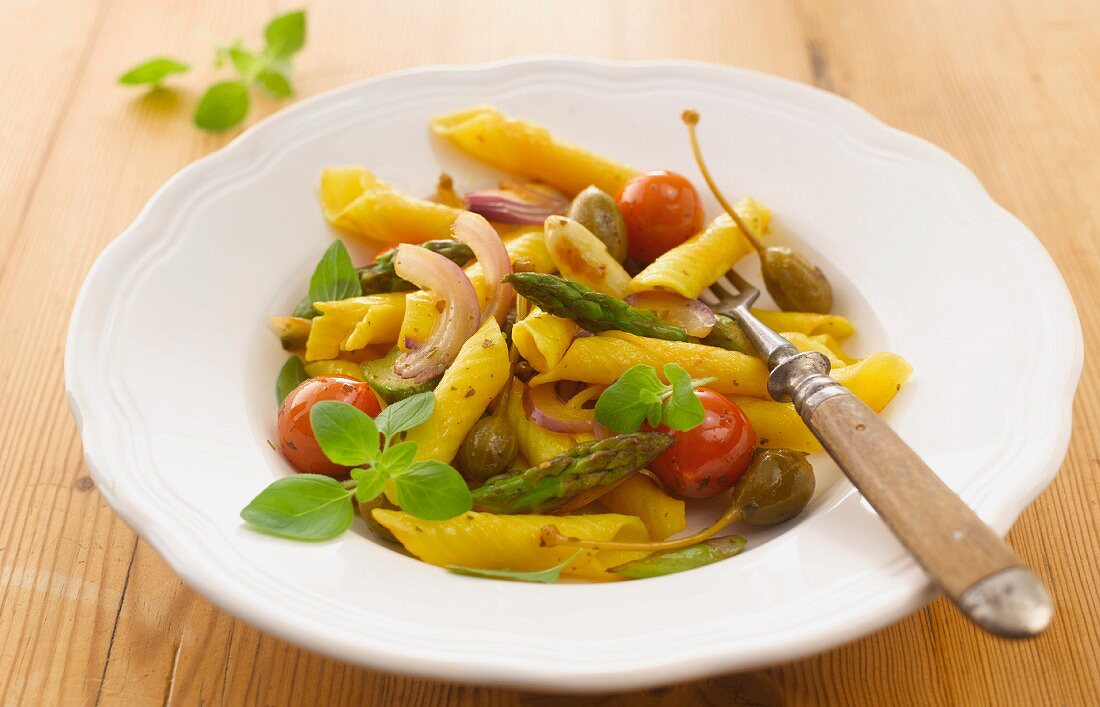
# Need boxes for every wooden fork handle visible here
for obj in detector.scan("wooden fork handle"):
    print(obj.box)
[796,378,1053,638]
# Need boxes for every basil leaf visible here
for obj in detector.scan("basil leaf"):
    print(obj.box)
[594,365,668,434]
[258,69,293,98]
[228,46,262,81]
[375,392,435,440]
[610,536,746,579]
[292,293,319,319]
[375,441,417,475]
[661,363,706,431]
[351,466,388,502]
[447,550,584,584]
[309,401,379,466]
[275,356,307,404]
[240,474,354,541]
[264,10,306,57]
[308,240,362,305]
[194,81,250,132]
[392,461,472,520]
[118,57,189,86]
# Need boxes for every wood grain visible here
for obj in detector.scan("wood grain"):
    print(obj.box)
[0,0,1097,704]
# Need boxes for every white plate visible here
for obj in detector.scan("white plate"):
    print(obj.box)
[66,58,1082,691]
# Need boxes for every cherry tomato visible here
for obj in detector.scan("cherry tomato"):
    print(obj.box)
[616,171,704,263]
[647,389,756,499]
[277,376,381,477]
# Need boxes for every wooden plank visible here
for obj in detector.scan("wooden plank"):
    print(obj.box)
[0,0,1097,705]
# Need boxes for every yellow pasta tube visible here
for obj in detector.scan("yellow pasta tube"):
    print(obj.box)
[305,294,407,361]
[752,309,855,340]
[733,351,913,453]
[512,308,579,372]
[598,474,686,541]
[631,197,771,298]
[501,228,556,273]
[372,509,650,580]
[398,294,442,352]
[320,166,460,244]
[503,379,576,464]
[430,105,638,196]
[530,331,771,398]
[544,216,633,297]
[781,332,846,369]
[402,319,510,462]
[303,359,365,381]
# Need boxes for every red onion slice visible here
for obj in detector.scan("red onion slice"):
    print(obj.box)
[625,291,717,337]
[393,244,481,382]
[464,182,569,225]
[522,383,595,434]
[451,211,513,324]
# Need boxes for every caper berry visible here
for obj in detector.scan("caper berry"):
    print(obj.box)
[455,415,519,483]
[568,186,629,263]
[731,447,816,526]
[760,246,833,314]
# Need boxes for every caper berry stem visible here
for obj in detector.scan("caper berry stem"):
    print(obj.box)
[540,503,744,553]
[681,109,765,253]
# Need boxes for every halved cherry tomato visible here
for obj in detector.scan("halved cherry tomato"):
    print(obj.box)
[277,376,381,477]
[646,389,756,499]
[616,170,704,263]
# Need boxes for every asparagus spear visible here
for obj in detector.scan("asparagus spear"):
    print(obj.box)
[358,239,474,294]
[472,432,675,515]
[504,272,691,341]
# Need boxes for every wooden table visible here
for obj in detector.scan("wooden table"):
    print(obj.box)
[2,1,1097,704]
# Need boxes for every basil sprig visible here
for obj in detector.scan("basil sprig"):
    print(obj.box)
[242,393,472,541]
[594,363,714,434]
[275,356,307,404]
[293,240,362,318]
[119,10,306,132]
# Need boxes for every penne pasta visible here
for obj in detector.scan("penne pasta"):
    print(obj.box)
[512,308,579,372]
[598,474,686,541]
[305,294,406,361]
[781,331,847,369]
[320,166,460,244]
[530,331,772,398]
[503,379,577,464]
[430,105,638,196]
[733,351,913,453]
[631,197,771,299]
[303,359,365,382]
[402,319,510,463]
[752,309,855,340]
[372,509,650,580]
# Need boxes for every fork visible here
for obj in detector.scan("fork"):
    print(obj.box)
[703,268,1054,638]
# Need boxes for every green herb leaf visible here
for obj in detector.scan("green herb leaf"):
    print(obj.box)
[308,240,362,306]
[240,474,354,541]
[447,550,584,583]
[350,466,388,502]
[309,401,379,466]
[392,460,472,520]
[661,363,706,431]
[292,293,319,319]
[258,69,293,98]
[118,57,189,86]
[375,392,435,440]
[228,46,262,81]
[193,81,250,132]
[264,10,306,57]
[275,356,307,404]
[594,365,667,434]
[375,441,417,475]
[610,536,746,579]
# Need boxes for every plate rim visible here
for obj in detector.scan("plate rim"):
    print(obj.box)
[65,56,1084,691]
